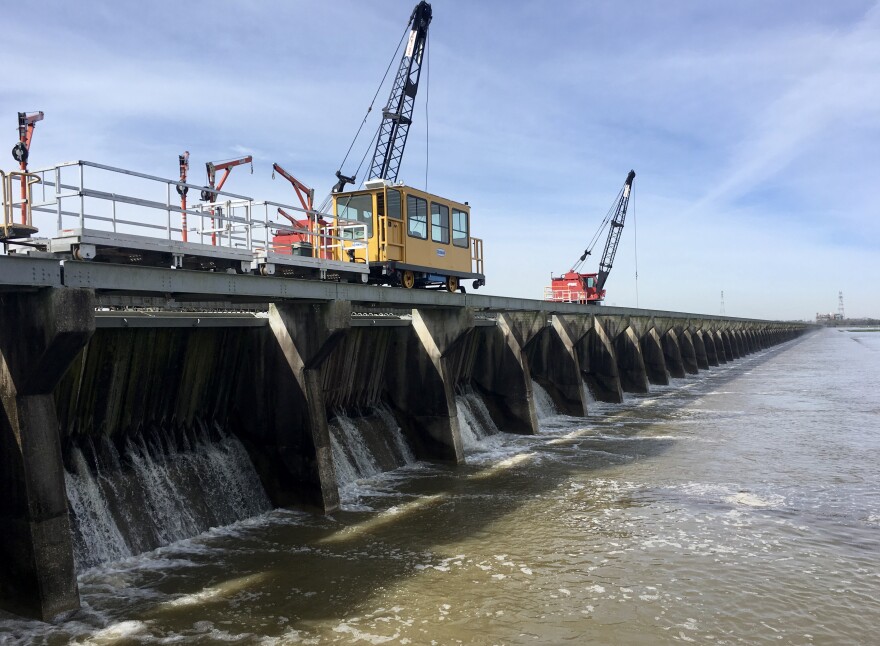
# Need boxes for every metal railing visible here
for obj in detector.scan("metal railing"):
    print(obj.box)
[471,237,484,275]
[545,287,598,303]
[19,160,367,271]
[1,169,41,238]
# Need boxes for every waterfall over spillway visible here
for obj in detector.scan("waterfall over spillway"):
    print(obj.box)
[531,380,558,421]
[64,424,271,572]
[329,404,416,492]
[582,381,596,407]
[456,388,500,451]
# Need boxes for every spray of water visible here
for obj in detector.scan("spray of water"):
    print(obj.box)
[64,424,271,571]
[329,405,417,493]
[531,380,558,420]
[456,389,500,451]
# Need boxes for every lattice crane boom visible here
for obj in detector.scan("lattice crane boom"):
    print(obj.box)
[596,170,636,293]
[368,1,432,183]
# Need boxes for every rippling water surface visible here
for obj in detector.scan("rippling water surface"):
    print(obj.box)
[4,327,879,645]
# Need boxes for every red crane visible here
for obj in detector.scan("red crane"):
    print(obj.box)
[546,170,636,304]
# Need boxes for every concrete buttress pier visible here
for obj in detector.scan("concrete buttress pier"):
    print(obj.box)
[386,308,475,463]
[261,301,351,513]
[534,315,592,416]
[472,312,543,435]
[581,319,624,403]
[0,288,95,620]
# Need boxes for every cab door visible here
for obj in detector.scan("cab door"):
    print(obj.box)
[380,187,405,262]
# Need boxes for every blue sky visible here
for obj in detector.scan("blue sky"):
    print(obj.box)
[3,0,878,320]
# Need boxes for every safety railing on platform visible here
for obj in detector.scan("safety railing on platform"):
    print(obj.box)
[248,199,368,264]
[544,287,586,303]
[24,160,254,246]
[0,169,41,241]
[471,237,484,276]
[19,160,367,271]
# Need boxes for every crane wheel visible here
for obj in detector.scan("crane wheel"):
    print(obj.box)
[401,270,415,289]
[445,276,459,293]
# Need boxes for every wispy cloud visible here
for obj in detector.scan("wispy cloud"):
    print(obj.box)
[688,2,880,215]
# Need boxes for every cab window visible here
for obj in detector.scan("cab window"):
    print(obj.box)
[431,202,449,244]
[335,193,373,239]
[387,189,402,219]
[407,194,427,239]
[452,209,468,248]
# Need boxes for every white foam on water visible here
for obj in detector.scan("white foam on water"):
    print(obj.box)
[725,491,786,509]
[333,623,400,644]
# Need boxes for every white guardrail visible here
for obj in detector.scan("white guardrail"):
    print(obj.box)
[2,160,367,272]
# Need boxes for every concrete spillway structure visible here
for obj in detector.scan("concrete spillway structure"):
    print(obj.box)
[0,257,808,620]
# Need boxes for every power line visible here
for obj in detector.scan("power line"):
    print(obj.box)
[632,186,638,308]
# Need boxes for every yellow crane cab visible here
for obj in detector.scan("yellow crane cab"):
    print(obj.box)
[331,181,485,292]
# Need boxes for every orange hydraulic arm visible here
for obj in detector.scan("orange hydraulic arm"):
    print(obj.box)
[272,163,314,214]
[11,111,43,224]
[273,162,328,257]
[201,155,252,245]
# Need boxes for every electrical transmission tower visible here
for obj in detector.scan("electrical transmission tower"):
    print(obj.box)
[720,290,725,316]
[838,291,845,320]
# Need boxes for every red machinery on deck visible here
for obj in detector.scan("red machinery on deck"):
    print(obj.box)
[270,163,325,257]
[546,170,636,304]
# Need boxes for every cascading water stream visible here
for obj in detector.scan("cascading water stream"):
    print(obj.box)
[456,388,500,451]
[329,404,417,494]
[531,380,559,420]
[64,424,271,572]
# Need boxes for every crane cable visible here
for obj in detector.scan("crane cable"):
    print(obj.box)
[317,21,411,214]
[632,188,639,308]
[351,121,382,186]
[570,184,625,273]
[335,20,411,179]
[424,32,430,192]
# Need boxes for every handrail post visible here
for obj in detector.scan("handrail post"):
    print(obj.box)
[165,183,171,239]
[78,163,85,229]
[264,204,270,253]
[1,170,8,232]
[246,201,252,249]
[54,167,61,232]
